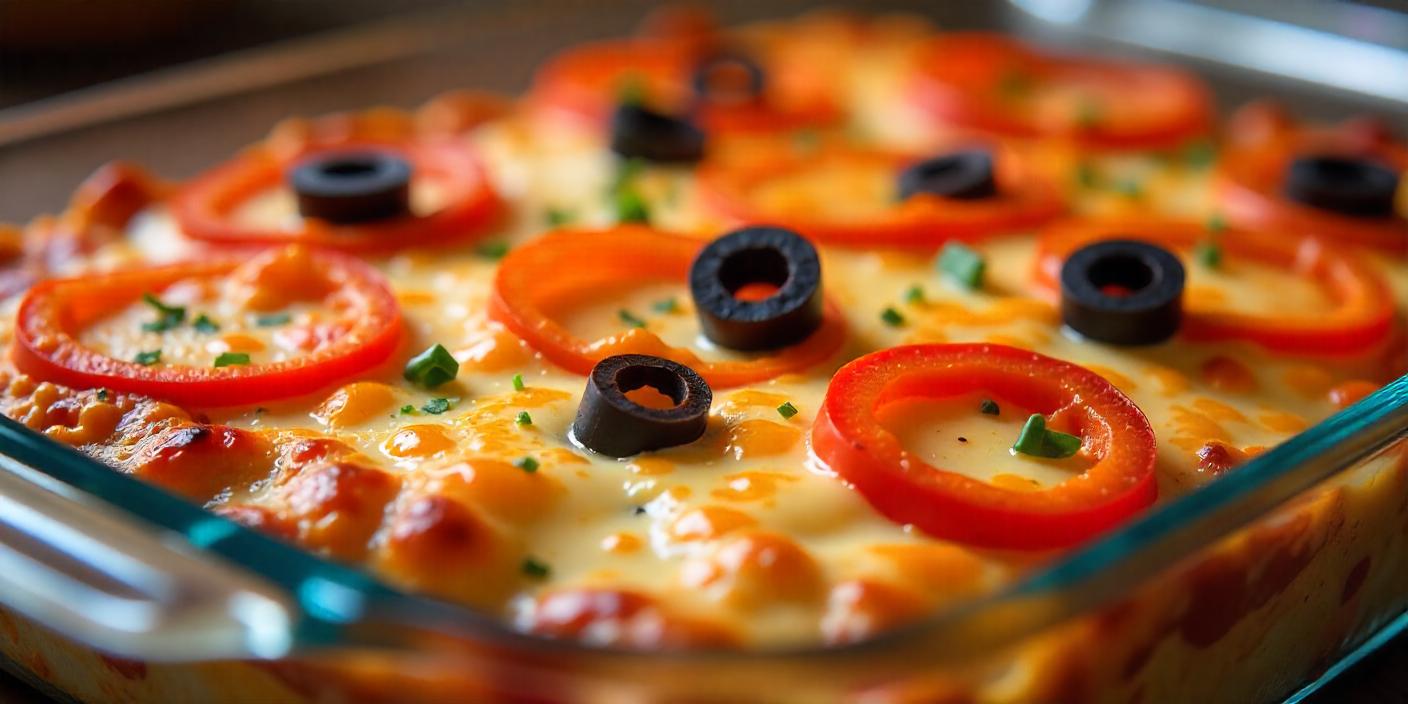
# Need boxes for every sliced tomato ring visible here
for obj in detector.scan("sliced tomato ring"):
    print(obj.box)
[1032,217,1396,356]
[1215,101,1408,256]
[528,38,840,135]
[696,140,1064,247]
[171,111,502,253]
[488,226,846,388]
[812,343,1157,549]
[906,33,1212,151]
[13,246,402,407]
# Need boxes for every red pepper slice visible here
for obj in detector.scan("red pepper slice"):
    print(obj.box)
[1032,217,1395,357]
[811,343,1157,549]
[696,139,1064,247]
[1215,101,1408,257]
[528,38,840,135]
[488,226,846,388]
[171,111,502,253]
[906,33,1212,150]
[13,246,402,407]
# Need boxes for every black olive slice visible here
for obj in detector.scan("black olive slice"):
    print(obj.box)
[897,149,998,201]
[609,103,707,163]
[1283,153,1400,218]
[689,226,823,351]
[1060,239,1184,346]
[571,354,712,458]
[290,150,412,224]
[691,52,767,106]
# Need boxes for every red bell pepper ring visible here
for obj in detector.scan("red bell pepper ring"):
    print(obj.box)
[13,246,402,407]
[1215,101,1408,257]
[171,111,503,253]
[811,343,1157,549]
[1032,217,1396,357]
[906,33,1212,151]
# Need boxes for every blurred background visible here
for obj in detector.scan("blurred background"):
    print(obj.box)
[0,0,1406,701]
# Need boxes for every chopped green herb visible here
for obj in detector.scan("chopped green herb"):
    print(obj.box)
[880,307,905,327]
[516,411,533,426]
[979,398,1000,415]
[618,309,647,329]
[1194,241,1222,269]
[545,207,575,226]
[1011,414,1082,459]
[476,241,510,259]
[213,352,250,368]
[140,293,186,332]
[776,401,799,420]
[1206,214,1226,234]
[96,389,109,402]
[937,242,986,290]
[613,187,652,224]
[903,285,925,305]
[521,557,551,579]
[133,350,162,366]
[1075,161,1100,189]
[192,314,220,333]
[610,158,646,194]
[1182,139,1216,169]
[403,343,459,389]
[511,373,525,391]
[515,456,540,473]
[421,397,453,414]
[255,312,291,327]
[1075,99,1103,129]
[652,297,679,314]
[400,404,417,415]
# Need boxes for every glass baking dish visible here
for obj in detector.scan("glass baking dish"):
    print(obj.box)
[0,1,1405,701]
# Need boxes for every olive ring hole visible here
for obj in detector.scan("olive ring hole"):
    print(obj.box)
[615,364,689,409]
[718,247,790,301]
[1086,253,1156,298]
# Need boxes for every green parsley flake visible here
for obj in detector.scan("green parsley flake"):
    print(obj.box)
[140,293,186,332]
[611,158,646,193]
[937,242,986,290]
[133,350,162,366]
[404,343,459,389]
[515,456,540,473]
[1194,241,1222,269]
[776,401,799,420]
[1206,214,1227,234]
[255,312,291,327]
[400,404,416,415]
[903,285,925,305]
[613,187,652,224]
[1075,161,1100,189]
[1011,414,1082,459]
[422,398,453,414]
[511,373,525,391]
[192,314,220,333]
[516,411,533,426]
[618,309,647,329]
[1183,140,1216,169]
[545,208,575,226]
[213,352,250,368]
[979,398,1000,415]
[652,297,679,314]
[880,307,905,327]
[521,557,551,579]
[476,241,510,259]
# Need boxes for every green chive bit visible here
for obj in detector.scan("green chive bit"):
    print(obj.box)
[521,557,551,579]
[903,285,925,305]
[1194,241,1222,270]
[516,411,533,426]
[213,352,250,368]
[618,309,647,329]
[937,242,986,290]
[1206,214,1227,234]
[422,398,453,415]
[133,350,162,366]
[979,398,1000,415]
[1183,139,1216,169]
[400,404,417,415]
[776,401,799,420]
[1075,161,1099,190]
[613,187,652,224]
[255,312,292,327]
[1011,414,1082,459]
[404,343,459,389]
[193,314,220,333]
[611,158,646,194]
[652,297,679,314]
[511,373,525,391]
[880,307,905,327]
[545,208,575,227]
[476,241,510,260]
[140,293,186,332]
[515,456,540,473]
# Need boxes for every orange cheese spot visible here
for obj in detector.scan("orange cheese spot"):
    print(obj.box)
[1169,405,1229,453]
[1201,356,1257,394]
[680,532,822,607]
[381,424,456,458]
[1146,364,1190,396]
[314,381,397,428]
[711,471,798,502]
[1084,364,1136,393]
[991,473,1041,492]
[668,506,757,542]
[431,458,562,524]
[1329,380,1378,409]
[602,532,643,554]
[44,400,123,446]
[376,495,515,608]
[1259,410,1309,434]
[1282,365,1333,400]
[458,328,531,372]
[1191,397,1248,424]
[212,333,266,354]
[230,245,332,311]
[625,385,678,409]
[723,419,801,460]
[868,543,986,596]
[628,457,675,476]
[1184,285,1227,308]
[539,447,590,465]
[397,290,437,306]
